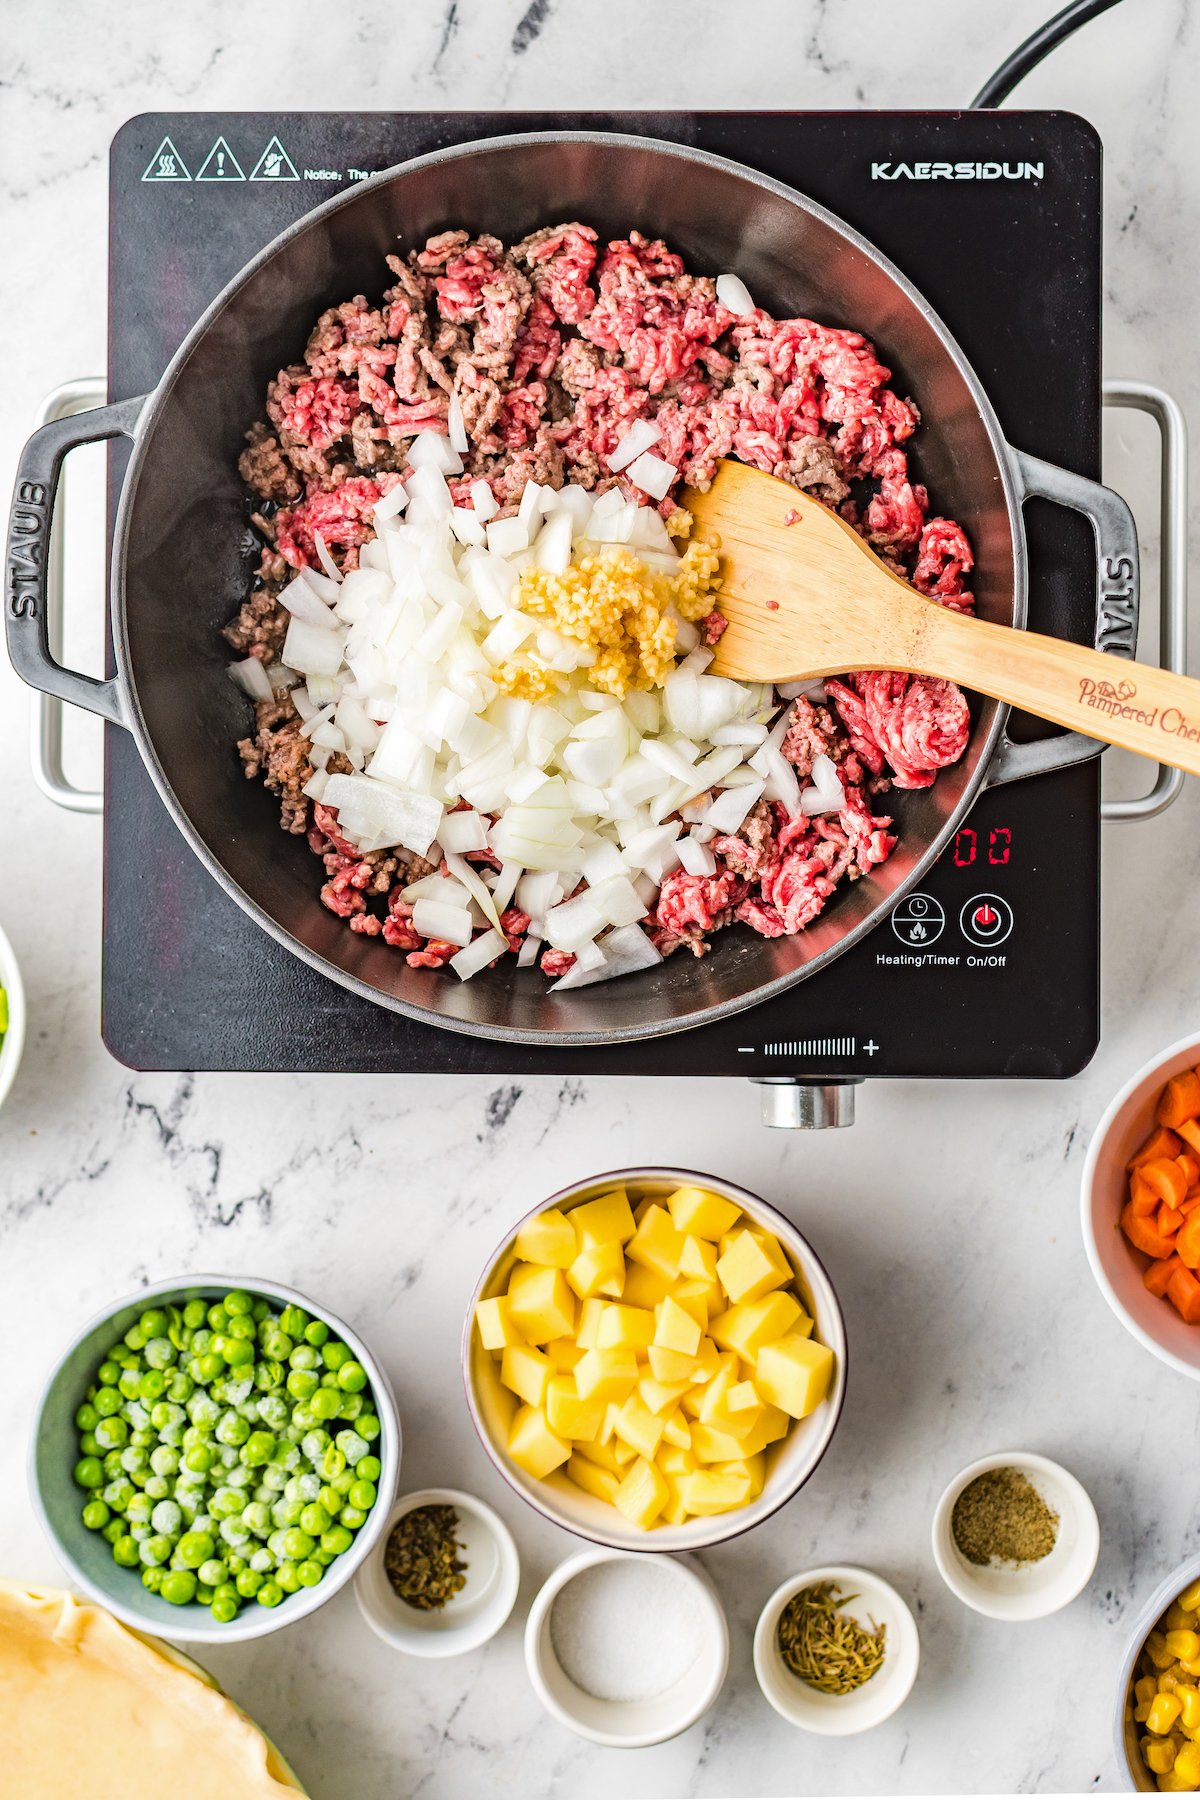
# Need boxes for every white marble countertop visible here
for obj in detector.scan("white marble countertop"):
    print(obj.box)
[2,2,1199,1793]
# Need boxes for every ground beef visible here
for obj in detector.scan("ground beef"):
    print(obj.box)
[227,220,976,977]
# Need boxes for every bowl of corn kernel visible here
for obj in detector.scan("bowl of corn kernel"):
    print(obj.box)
[1119,1558,1200,1791]
[462,1168,846,1552]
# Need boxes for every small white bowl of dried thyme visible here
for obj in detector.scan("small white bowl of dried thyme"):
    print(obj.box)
[752,1565,919,1735]
[931,1451,1100,1622]
[354,1487,520,1657]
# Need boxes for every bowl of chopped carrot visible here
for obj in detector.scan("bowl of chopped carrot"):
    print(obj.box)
[1082,1034,1200,1378]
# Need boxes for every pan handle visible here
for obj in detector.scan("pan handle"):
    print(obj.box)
[987,381,1187,820]
[5,391,147,731]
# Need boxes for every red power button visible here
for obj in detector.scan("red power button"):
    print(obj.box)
[960,894,1013,945]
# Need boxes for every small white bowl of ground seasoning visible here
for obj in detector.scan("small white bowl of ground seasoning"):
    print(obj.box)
[525,1547,729,1747]
[932,1451,1100,1621]
[753,1565,920,1734]
[354,1487,520,1657]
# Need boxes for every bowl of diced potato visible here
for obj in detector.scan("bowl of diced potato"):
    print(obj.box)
[463,1168,846,1550]
[1082,1032,1200,1381]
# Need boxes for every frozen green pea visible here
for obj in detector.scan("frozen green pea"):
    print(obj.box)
[167,1370,194,1404]
[76,1402,99,1432]
[103,1478,135,1512]
[256,1580,284,1608]
[280,1306,308,1340]
[276,1562,301,1594]
[207,1303,230,1333]
[251,1298,269,1323]
[321,1524,353,1556]
[224,1339,255,1370]
[177,1531,214,1568]
[310,1389,342,1422]
[94,1416,128,1451]
[263,1330,293,1362]
[357,1455,382,1484]
[97,1360,121,1386]
[321,1341,352,1373]
[198,1558,228,1586]
[144,1478,170,1501]
[336,1431,368,1467]
[337,1394,364,1422]
[210,1592,239,1624]
[126,1492,153,1525]
[138,1308,167,1340]
[216,1411,250,1447]
[74,1457,104,1490]
[139,1535,172,1568]
[318,1485,343,1516]
[82,1499,110,1531]
[300,1502,331,1536]
[224,1290,254,1318]
[124,1324,148,1352]
[289,1344,319,1373]
[182,1299,207,1329]
[150,1446,180,1477]
[236,1569,263,1597]
[142,1567,164,1592]
[339,1505,368,1530]
[282,1528,314,1561]
[219,1519,251,1550]
[320,1446,346,1481]
[161,1570,197,1606]
[228,1314,257,1343]
[151,1501,182,1536]
[79,1433,101,1458]
[296,1560,323,1588]
[287,1370,318,1402]
[303,1320,329,1347]
[242,1501,271,1535]
[241,1431,275,1467]
[94,1387,122,1419]
[301,1431,331,1463]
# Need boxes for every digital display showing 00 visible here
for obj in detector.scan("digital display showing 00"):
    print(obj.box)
[954,827,1010,868]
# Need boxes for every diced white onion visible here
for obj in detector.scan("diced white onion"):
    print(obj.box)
[450,507,486,547]
[228,657,274,702]
[626,452,678,501]
[678,837,718,877]
[301,768,329,802]
[606,418,663,472]
[439,809,489,854]
[407,429,463,477]
[470,479,498,522]
[486,517,530,559]
[715,272,756,315]
[449,927,507,980]
[702,780,765,835]
[549,923,662,990]
[776,677,828,701]
[447,392,469,455]
[313,531,343,584]
[411,897,473,947]
[372,480,410,523]
[282,617,346,678]
[281,574,340,630]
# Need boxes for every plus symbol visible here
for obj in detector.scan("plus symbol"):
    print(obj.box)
[864,1040,879,1056]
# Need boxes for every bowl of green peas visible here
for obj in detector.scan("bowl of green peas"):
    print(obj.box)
[30,1276,401,1642]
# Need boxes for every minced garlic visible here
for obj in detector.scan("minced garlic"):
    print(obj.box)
[501,526,724,701]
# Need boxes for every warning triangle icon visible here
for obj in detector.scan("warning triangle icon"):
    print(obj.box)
[141,137,191,182]
[196,136,246,182]
[249,136,300,182]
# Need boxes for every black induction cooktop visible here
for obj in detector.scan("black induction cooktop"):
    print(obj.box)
[103,109,1102,1078]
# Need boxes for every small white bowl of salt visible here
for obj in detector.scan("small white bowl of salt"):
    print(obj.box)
[525,1548,729,1747]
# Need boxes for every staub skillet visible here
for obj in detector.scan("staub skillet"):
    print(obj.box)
[4,132,1139,1046]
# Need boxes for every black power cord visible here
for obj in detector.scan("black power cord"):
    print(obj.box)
[970,0,1126,108]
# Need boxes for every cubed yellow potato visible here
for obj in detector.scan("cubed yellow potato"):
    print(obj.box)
[622,1261,675,1309]
[667,1185,742,1241]
[599,1402,637,1460]
[715,1453,765,1499]
[546,1375,607,1441]
[658,1442,698,1476]
[574,1345,639,1403]
[653,1295,702,1356]
[507,1265,576,1343]
[680,1387,706,1420]
[626,1205,686,1282]
[699,1368,762,1441]
[661,1409,693,1450]
[678,1234,720,1282]
[671,1278,721,1324]
[576,1297,606,1349]
[545,1337,586,1373]
[596,1303,657,1350]
[567,1452,621,1505]
[690,1337,721,1383]
[614,1394,668,1460]
[716,1229,792,1305]
[508,1404,571,1479]
[647,1344,699,1384]
[677,1468,752,1515]
[572,1436,626,1473]
[690,1419,745,1463]
[501,1342,554,1409]
[568,1240,626,1301]
[570,1188,636,1249]
[659,1473,690,1526]
[755,1333,835,1419]
[736,1404,790,1456]
[727,1379,761,1414]
[475,1294,526,1350]
[710,1291,807,1359]
[638,1374,694,1416]
[515,1208,577,1269]
[614,1455,670,1530]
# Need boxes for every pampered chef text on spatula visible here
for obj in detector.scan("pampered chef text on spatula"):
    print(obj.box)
[688,459,1200,776]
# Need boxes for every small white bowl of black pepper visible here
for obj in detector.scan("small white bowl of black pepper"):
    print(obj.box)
[931,1451,1100,1622]
[354,1487,520,1657]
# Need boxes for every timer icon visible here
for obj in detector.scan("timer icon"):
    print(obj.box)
[960,893,1013,946]
[891,892,946,946]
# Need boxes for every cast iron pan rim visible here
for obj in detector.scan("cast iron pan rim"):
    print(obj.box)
[109,128,1023,1046]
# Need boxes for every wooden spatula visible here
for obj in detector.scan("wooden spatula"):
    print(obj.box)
[685,458,1200,776]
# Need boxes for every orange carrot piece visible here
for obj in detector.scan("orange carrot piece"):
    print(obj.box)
[1179,1153,1200,1186]
[1177,1211,1200,1269]
[1158,1072,1200,1130]
[1130,1171,1162,1217]
[1130,1126,1184,1170]
[1142,1158,1190,1209]
[1168,1264,1200,1324]
[1122,1200,1178,1259]
[1161,1203,1186,1236]
[1179,1119,1200,1158]
[1180,1197,1200,1217]
[1146,1254,1183,1297]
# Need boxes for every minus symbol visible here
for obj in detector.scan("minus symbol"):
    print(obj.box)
[738,1047,755,1053]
